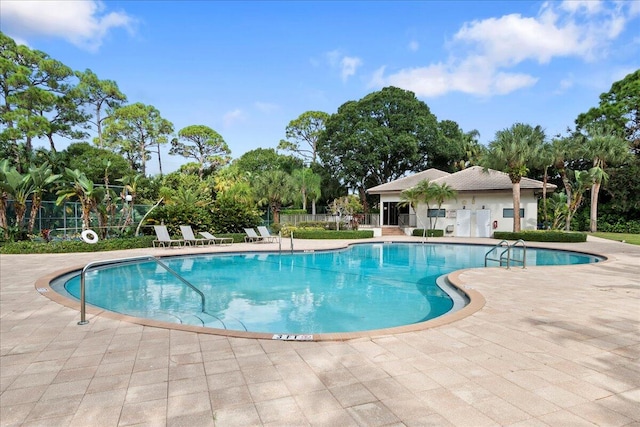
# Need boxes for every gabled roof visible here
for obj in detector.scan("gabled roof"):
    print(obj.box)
[367,169,451,194]
[367,166,556,194]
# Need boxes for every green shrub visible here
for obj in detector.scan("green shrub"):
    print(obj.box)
[0,236,156,254]
[412,229,444,237]
[493,230,587,242]
[292,230,373,239]
[598,220,640,234]
[209,198,262,233]
[146,205,212,236]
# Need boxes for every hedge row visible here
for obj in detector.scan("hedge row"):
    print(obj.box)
[292,230,374,239]
[493,230,587,242]
[0,236,157,254]
[411,229,444,237]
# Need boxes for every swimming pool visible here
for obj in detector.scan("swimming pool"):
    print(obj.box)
[53,243,600,336]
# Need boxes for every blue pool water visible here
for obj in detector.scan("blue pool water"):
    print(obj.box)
[56,243,600,334]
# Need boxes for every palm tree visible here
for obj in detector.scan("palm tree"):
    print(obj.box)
[482,123,545,232]
[0,160,32,232]
[292,167,322,214]
[427,182,457,230]
[0,159,14,231]
[399,185,428,232]
[56,169,105,230]
[577,125,630,232]
[254,170,296,224]
[568,170,595,225]
[26,163,61,233]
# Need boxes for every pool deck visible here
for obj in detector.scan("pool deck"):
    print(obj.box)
[1,236,639,426]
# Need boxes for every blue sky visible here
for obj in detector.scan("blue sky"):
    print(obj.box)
[2,0,639,175]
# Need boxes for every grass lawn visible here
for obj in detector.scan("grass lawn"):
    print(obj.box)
[591,232,640,245]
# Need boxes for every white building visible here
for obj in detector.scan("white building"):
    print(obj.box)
[367,166,555,237]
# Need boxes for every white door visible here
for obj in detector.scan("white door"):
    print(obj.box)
[455,209,471,237]
[476,209,491,238]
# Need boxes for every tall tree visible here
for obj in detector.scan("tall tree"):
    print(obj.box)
[292,167,322,214]
[278,111,329,164]
[254,169,296,224]
[102,103,174,176]
[575,125,630,232]
[170,125,231,179]
[26,162,60,233]
[0,32,83,155]
[233,148,303,176]
[482,123,545,232]
[576,69,639,155]
[318,87,441,208]
[75,69,127,148]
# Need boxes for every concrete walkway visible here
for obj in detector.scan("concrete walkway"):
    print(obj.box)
[1,236,638,426]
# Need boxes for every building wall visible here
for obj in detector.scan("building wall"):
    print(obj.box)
[378,190,539,237]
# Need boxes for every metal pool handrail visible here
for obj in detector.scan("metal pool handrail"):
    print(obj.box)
[78,255,205,325]
[484,240,510,267]
[484,239,527,269]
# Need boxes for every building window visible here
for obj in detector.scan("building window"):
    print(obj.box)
[427,209,446,218]
[503,208,525,218]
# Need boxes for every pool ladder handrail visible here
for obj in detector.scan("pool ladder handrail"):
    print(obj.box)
[484,239,527,269]
[78,255,205,325]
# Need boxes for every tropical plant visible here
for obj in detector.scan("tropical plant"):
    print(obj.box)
[55,168,105,230]
[482,123,545,232]
[292,167,322,214]
[399,186,426,229]
[575,125,630,232]
[26,162,60,233]
[426,182,457,230]
[254,170,296,224]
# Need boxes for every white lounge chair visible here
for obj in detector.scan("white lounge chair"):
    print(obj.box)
[257,226,279,243]
[179,225,210,246]
[200,231,233,246]
[244,228,264,243]
[153,225,184,248]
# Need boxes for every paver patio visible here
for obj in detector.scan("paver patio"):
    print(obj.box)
[1,236,638,426]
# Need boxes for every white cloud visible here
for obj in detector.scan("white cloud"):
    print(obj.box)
[555,76,575,94]
[340,56,362,82]
[222,109,246,127]
[254,102,279,113]
[0,0,134,51]
[370,0,638,97]
[325,50,362,82]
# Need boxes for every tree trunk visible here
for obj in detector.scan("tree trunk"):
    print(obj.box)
[590,182,600,232]
[96,108,103,148]
[47,134,57,153]
[28,194,41,233]
[15,202,27,229]
[542,167,548,227]
[561,170,572,231]
[0,193,7,230]
[157,141,163,176]
[311,199,316,215]
[512,181,521,232]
